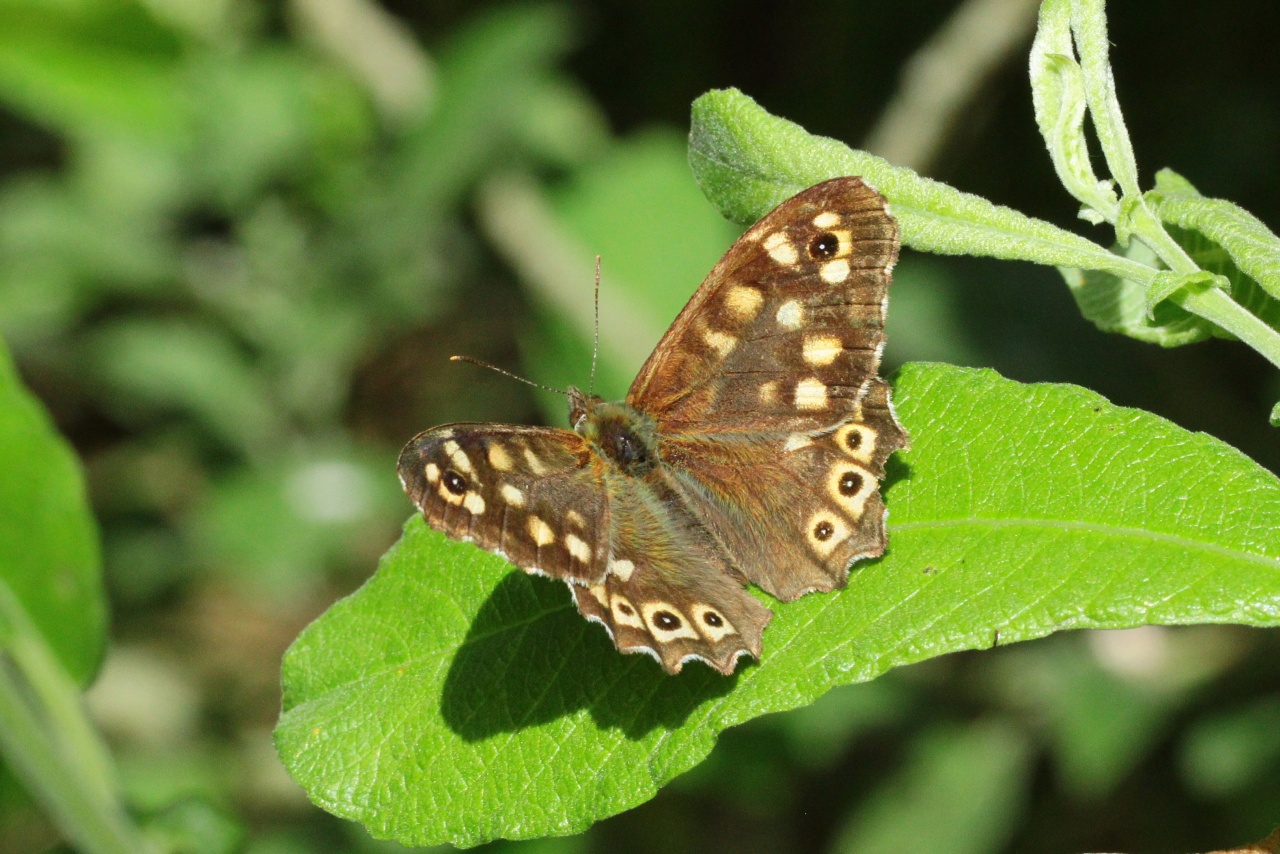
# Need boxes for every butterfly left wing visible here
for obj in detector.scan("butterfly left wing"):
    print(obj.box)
[570,473,772,675]
[398,425,610,585]
[399,424,772,674]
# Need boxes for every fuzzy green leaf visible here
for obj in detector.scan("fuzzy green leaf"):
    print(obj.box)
[276,363,1280,848]
[688,89,1150,285]
[1148,169,1280,305]
[0,341,104,681]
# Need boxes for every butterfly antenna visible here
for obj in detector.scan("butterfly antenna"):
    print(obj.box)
[589,255,601,396]
[449,356,567,396]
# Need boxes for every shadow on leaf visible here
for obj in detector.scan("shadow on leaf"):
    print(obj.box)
[440,571,738,742]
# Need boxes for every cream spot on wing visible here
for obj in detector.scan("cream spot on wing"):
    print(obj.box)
[828,464,874,519]
[794,378,828,410]
[831,229,852,257]
[725,286,764,320]
[523,446,548,475]
[759,380,779,405]
[487,444,513,471]
[424,462,440,483]
[608,557,635,582]
[610,594,645,629]
[441,439,471,473]
[528,516,555,546]
[835,423,877,463]
[807,511,850,558]
[703,328,737,357]
[763,231,798,265]
[590,584,608,607]
[500,483,525,507]
[565,533,591,563]
[642,602,700,642]
[803,335,843,366]
[566,509,585,528]
[820,258,850,283]
[813,211,840,228]
[776,299,804,330]
[437,481,464,506]
[783,432,812,453]
[463,492,486,515]
[690,604,737,642]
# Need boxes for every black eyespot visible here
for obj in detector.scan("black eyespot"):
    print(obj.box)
[618,602,635,616]
[443,470,467,495]
[839,471,864,496]
[702,610,724,628]
[845,429,863,451]
[814,520,835,541]
[653,610,681,630]
[809,232,840,259]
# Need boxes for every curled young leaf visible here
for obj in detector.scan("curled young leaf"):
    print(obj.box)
[1028,0,1117,222]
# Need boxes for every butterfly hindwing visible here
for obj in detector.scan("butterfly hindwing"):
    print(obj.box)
[398,425,610,585]
[661,378,908,601]
[571,474,772,675]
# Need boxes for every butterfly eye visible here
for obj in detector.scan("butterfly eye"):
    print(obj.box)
[838,471,864,496]
[813,519,835,541]
[443,470,468,495]
[809,232,840,259]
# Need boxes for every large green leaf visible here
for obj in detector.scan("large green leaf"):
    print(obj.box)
[0,340,104,681]
[275,363,1280,847]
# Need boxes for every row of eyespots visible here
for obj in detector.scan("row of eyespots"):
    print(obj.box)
[588,587,738,645]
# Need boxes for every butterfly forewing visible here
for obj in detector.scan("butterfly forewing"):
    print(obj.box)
[627,177,898,435]
[398,425,610,584]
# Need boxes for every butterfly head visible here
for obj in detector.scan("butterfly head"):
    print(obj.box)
[567,389,658,477]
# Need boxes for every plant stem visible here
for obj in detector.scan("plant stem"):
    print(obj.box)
[0,665,150,854]
[1175,287,1280,371]
[0,586,153,854]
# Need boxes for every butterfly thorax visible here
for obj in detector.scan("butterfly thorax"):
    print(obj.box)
[568,387,658,477]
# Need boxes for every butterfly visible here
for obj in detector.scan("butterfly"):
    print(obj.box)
[398,176,908,675]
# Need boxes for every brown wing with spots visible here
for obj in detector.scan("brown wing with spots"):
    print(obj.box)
[397,425,610,585]
[662,379,909,601]
[571,473,773,675]
[627,176,899,435]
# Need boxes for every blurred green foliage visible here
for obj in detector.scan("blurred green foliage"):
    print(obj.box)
[0,0,1278,853]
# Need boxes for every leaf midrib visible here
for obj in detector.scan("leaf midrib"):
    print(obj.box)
[285,510,1279,712]
[892,516,1280,570]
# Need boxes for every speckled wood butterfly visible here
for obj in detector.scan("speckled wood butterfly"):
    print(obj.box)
[399,177,907,675]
